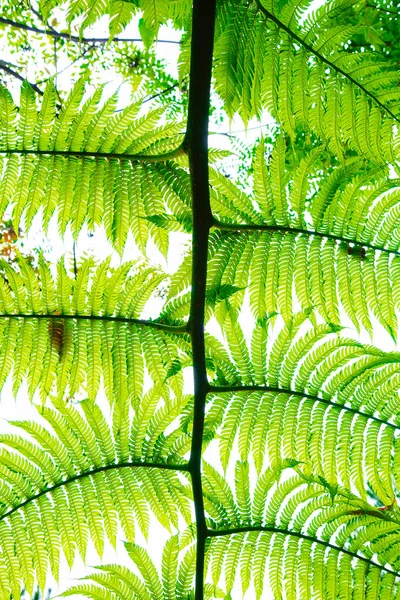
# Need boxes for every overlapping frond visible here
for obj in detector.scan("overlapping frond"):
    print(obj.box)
[205,467,400,599]
[203,313,400,597]
[0,81,190,255]
[208,228,400,336]
[0,254,190,403]
[213,0,400,164]
[0,396,192,598]
[208,138,400,335]
[206,313,400,501]
[62,533,226,600]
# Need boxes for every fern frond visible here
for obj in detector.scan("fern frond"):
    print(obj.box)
[38,0,191,39]
[0,82,187,255]
[211,139,400,333]
[2,1,400,598]
[0,255,189,403]
[205,470,400,598]
[208,228,400,334]
[0,394,191,597]
[206,315,400,501]
[213,0,400,165]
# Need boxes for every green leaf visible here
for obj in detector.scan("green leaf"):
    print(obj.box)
[139,17,155,49]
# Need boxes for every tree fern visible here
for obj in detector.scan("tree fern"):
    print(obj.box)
[1,0,400,597]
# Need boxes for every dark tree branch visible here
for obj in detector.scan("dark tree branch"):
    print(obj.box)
[0,17,180,45]
[207,525,399,576]
[208,384,400,430]
[1,460,190,522]
[183,0,216,597]
[0,60,43,95]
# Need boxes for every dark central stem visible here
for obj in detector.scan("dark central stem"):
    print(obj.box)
[184,0,216,597]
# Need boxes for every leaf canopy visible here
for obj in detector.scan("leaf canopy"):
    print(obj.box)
[0,0,400,598]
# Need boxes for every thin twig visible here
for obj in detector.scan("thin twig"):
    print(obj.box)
[0,17,180,45]
[53,38,57,89]
[72,242,77,278]
[143,78,185,104]
[366,3,400,15]
[209,122,274,136]
[35,43,96,85]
